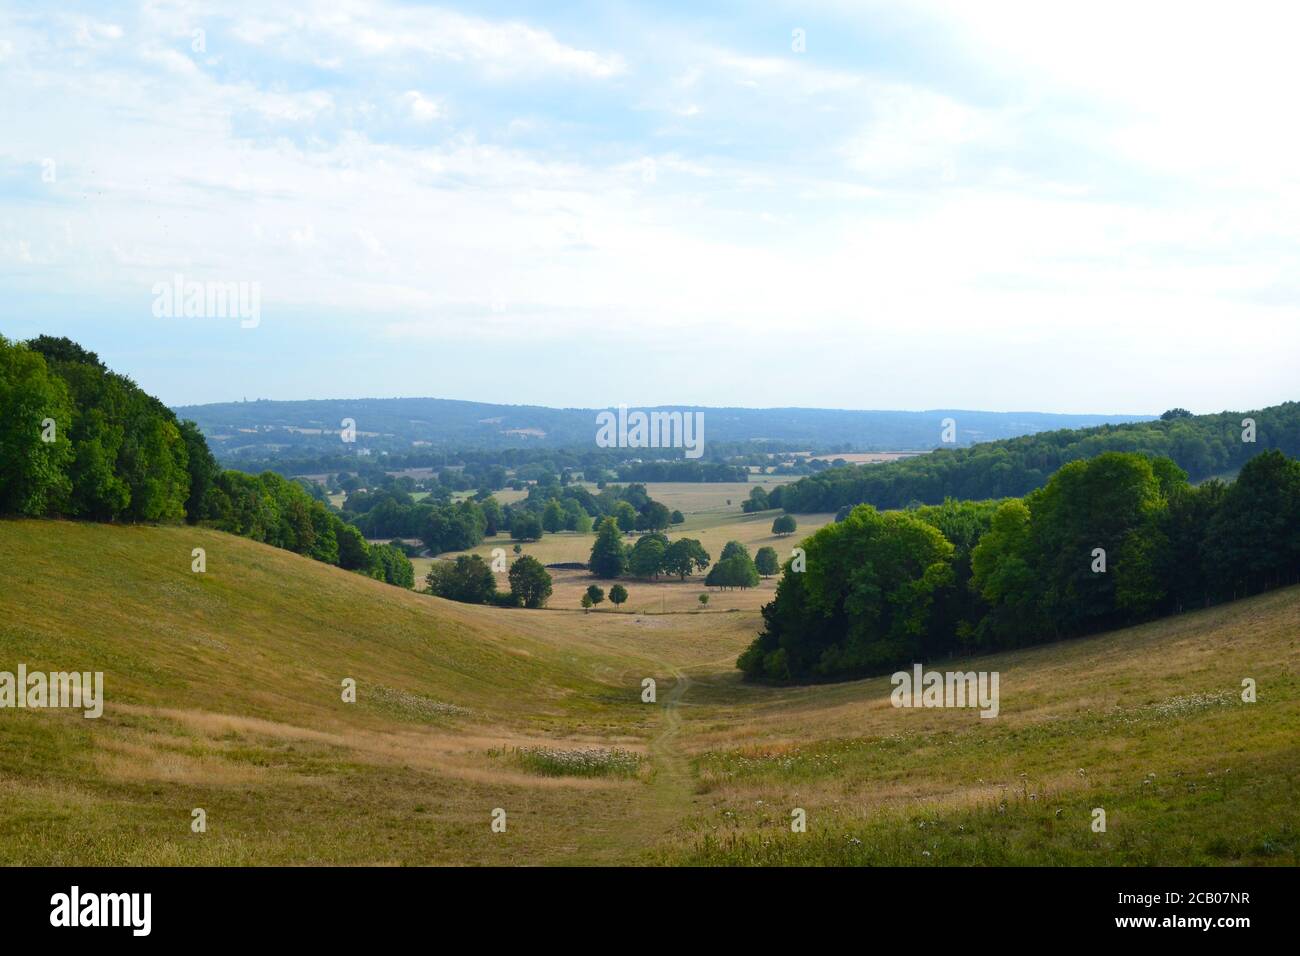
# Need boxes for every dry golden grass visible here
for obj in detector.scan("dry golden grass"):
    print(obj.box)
[3,518,1297,867]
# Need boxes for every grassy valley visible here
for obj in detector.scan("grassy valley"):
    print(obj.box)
[2,518,1296,866]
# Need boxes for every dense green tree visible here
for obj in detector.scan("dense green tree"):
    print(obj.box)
[1204,450,1300,597]
[307,506,341,566]
[638,500,672,532]
[479,496,503,536]
[509,555,553,608]
[705,556,761,590]
[420,500,488,553]
[755,546,779,577]
[1026,452,1171,635]
[613,500,639,533]
[663,538,711,579]
[629,534,668,579]
[562,497,592,533]
[509,511,543,542]
[772,514,797,535]
[336,523,372,571]
[27,336,193,523]
[719,540,751,562]
[369,542,415,588]
[1157,480,1225,612]
[179,419,219,523]
[738,506,953,681]
[542,498,565,533]
[609,584,628,608]
[0,336,73,515]
[584,584,605,608]
[969,500,1041,647]
[910,498,999,655]
[588,517,628,578]
[427,554,497,604]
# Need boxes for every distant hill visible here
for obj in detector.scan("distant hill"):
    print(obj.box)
[171,396,1152,460]
[777,401,1300,512]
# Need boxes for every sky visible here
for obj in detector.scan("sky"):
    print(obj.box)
[1,0,1298,413]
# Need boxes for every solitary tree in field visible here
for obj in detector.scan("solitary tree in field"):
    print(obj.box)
[698,593,709,608]
[609,584,628,609]
[581,593,593,612]
[585,584,605,609]
[508,555,552,608]
[772,514,797,536]
[755,546,779,577]
[426,554,497,604]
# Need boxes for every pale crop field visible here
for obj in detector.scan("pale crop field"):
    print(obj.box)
[558,479,796,516]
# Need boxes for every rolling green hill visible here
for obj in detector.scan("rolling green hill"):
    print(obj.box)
[173,395,1151,460]
[0,519,690,865]
[1,519,1297,865]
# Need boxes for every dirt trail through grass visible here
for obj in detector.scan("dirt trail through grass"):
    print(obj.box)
[549,661,697,865]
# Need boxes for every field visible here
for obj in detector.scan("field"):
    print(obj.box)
[413,479,832,613]
[2,518,1298,866]
[415,505,836,612]
[588,479,793,516]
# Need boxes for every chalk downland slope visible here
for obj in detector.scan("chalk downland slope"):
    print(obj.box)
[1,519,1297,866]
[0,519,725,865]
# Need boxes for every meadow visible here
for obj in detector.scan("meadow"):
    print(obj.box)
[1,518,1296,866]
[412,480,836,613]
[414,510,837,611]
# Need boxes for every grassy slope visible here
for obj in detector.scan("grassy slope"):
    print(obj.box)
[2,519,1297,866]
[668,590,1300,865]
[0,520,717,865]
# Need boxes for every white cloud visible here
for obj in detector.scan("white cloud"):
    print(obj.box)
[264,1,625,79]
[1,0,1296,411]
[402,90,442,123]
[842,85,1004,181]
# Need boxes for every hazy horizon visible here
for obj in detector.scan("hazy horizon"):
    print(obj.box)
[171,392,1161,418]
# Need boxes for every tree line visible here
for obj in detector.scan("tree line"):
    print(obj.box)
[739,449,1300,683]
[339,476,683,557]
[774,404,1300,513]
[0,335,413,587]
[585,521,779,588]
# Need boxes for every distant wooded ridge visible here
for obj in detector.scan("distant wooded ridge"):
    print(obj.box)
[172,396,1153,459]
[774,402,1300,513]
